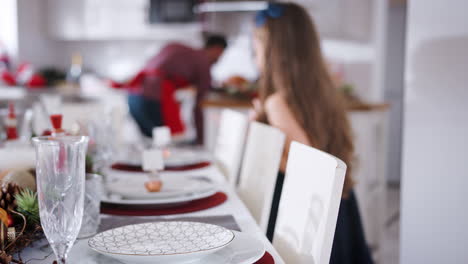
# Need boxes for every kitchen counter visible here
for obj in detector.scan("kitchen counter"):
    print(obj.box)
[201,93,390,112]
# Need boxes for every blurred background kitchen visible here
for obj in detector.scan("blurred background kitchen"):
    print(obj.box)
[1,0,467,263]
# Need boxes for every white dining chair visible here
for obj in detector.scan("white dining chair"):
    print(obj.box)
[213,109,249,186]
[273,141,346,264]
[237,122,285,233]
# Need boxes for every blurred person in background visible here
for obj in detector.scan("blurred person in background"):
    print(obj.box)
[251,3,373,264]
[127,35,227,143]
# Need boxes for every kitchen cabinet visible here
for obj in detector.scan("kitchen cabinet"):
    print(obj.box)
[286,0,387,102]
[46,0,201,41]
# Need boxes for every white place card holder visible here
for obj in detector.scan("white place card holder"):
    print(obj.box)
[153,126,172,147]
[142,149,164,172]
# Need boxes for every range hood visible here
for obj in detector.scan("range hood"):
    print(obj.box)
[194,1,268,13]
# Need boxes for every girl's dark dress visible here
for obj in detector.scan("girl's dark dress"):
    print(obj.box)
[267,172,373,264]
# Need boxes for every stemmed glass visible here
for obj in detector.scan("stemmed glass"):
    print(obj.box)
[32,136,89,264]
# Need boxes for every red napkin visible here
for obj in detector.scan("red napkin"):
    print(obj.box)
[101,192,227,216]
[111,161,211,172]
[254,252,275,264]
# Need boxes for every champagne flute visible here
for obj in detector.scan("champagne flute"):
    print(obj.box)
[32,136,89,264]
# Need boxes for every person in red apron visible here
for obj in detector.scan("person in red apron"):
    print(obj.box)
[125,35,227,144]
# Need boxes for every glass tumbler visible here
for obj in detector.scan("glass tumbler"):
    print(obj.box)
[78,173,103,238]
[32,136,89,264]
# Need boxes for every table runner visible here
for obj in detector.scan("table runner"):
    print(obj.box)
[101,192,227,216]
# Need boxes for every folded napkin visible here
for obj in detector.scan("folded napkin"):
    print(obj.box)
[111,161,211,172]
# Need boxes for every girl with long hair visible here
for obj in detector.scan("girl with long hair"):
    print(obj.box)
[252,3,373,263]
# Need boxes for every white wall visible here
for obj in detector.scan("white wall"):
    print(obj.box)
[401,0,468,263]
[0,0,18,58]
[16,0,63,68]
[14,0,200,81]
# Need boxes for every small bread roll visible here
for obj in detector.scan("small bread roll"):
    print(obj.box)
[144,180,163,192]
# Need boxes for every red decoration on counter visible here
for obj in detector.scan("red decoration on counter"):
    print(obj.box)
[0,46,46,87]
[0,71,16,86]
[5,102,18,140]
[49,114,67,135]
[15,62,46,88]
[41,129,52,136]
[0,43,15,86]
[50,114,63,130]
[27,74,46,88]
[6,127,18,140]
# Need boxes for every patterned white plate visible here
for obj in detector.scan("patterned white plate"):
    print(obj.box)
[88,222,235,264]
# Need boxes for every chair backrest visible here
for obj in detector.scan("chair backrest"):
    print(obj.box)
[238,122,286,233]
[213,109,249,185]
[273,141,346,264]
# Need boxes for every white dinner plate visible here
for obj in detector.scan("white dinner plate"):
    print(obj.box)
[101,185,217,206]
[164,148,211,167]
[197,231,265,264]
[86,230,265,264]
[106,176,215,200]
[88,221,235,264]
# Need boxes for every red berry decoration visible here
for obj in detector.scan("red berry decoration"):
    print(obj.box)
[7,214,13,227]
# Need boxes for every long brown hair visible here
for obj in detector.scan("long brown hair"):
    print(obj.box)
[255,2,355,196]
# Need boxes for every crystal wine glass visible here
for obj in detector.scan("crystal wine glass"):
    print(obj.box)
[32,136,89,264]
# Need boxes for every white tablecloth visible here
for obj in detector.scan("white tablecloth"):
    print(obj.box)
[18,165,285,264]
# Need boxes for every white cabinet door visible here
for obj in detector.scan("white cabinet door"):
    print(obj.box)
[46,0,200,40]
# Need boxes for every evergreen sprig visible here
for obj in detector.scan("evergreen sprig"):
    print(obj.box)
[14,189,40,226]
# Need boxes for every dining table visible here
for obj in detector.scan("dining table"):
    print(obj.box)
[17,156,286,264]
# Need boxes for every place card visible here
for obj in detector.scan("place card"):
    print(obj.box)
[152,126,171,147]
[142,149,164,171]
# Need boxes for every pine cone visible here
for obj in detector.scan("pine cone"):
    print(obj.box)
[0,182,22,211]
